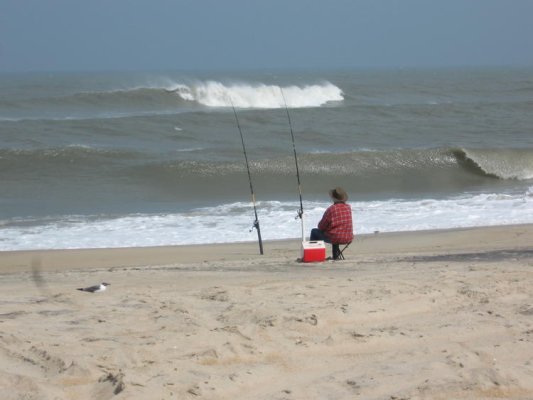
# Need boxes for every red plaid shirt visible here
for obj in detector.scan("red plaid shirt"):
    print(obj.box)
[318,202,353,244]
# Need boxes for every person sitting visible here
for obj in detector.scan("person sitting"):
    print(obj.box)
[310,187,354,259]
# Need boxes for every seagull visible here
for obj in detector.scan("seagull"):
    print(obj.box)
[76,282,110,293]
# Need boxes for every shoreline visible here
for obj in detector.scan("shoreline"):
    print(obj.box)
[1,223,533,274]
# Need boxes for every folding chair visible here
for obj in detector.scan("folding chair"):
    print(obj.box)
[332,242,352,260]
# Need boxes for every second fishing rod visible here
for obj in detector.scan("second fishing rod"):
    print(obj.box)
[279,87,305,242]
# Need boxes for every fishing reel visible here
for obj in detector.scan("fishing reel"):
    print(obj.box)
[249,219,260,232]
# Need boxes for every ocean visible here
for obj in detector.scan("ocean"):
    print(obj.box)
[1,67,533,251]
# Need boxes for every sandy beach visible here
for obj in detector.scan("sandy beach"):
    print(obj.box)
[1,224,532,400]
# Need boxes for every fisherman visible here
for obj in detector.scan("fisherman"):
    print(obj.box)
[310,187,354,259]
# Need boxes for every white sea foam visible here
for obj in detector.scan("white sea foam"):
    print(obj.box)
[2,188,533,251]
[167,81,344,109]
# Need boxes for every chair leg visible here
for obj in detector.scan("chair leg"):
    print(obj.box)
[333,242,351,260]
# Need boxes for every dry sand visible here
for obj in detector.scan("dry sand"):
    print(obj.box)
[1,225,532,399]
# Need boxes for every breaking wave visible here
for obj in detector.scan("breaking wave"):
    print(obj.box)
[453,148,533,180]
[3,147,532,185]
[0,80,344,121]
[165,80,344,108]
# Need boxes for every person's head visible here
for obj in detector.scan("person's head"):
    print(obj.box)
[329,187,348,203]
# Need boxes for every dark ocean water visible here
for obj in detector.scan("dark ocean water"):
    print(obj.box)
[1,68,533,250]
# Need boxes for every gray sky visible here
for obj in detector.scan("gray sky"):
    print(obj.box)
[1,0,533,72]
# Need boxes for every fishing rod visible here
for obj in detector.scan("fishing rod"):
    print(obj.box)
[230,98,264,255]
[279,87,305,241]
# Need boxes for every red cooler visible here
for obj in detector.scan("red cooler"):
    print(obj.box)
[301,240,326,263]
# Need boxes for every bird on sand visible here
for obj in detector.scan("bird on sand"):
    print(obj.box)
[76,282,110,293]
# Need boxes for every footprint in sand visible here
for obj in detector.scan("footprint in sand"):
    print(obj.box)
[200,287,229,302]
[93,371,125,398]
